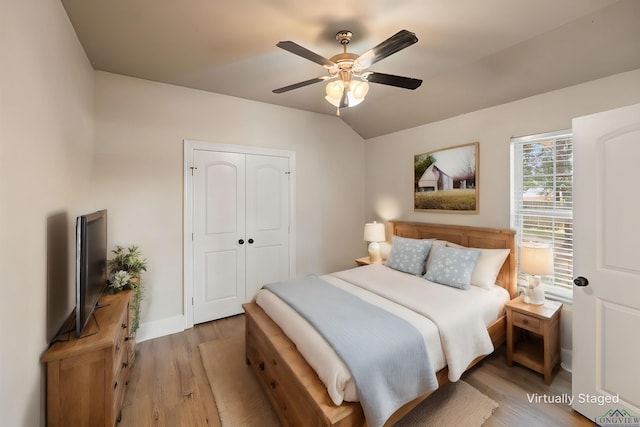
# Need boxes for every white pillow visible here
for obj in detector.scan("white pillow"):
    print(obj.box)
[471,248,510,289]
[446,242,510,289]
[445,241,464,248]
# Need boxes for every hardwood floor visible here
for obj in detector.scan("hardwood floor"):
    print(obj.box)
[120,314,595,426]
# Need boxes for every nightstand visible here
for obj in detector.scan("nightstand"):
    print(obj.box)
[355,256,385,266]
[505,297,562,385]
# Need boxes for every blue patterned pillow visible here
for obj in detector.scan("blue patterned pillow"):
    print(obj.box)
[386,236,434,276]
[424,245,481,289]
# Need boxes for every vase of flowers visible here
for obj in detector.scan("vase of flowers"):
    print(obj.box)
[108,245,147,364]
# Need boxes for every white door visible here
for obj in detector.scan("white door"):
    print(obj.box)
[190,148,292,324]
[572,103,640,423]
[245,154,291,298]
[192,150,246,323]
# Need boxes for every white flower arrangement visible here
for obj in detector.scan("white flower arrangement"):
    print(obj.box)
[109,270,132,292]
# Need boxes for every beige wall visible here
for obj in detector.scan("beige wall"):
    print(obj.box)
[0,1,95,425]
[365,69,640,228]
[92,72,366,338]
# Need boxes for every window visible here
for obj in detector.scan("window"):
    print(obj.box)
[511,130,573,302]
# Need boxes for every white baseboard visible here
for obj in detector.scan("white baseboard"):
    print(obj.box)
[136,315,185,343]
[561,348,572,372]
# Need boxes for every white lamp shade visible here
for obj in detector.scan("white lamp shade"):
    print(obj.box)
[363,222,385,242]
[520,243,554,275]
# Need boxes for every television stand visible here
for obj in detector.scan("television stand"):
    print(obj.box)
[41,290,133,427]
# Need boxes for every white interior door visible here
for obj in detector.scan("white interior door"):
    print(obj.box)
[572,103,640,423]
[192,150,246,323]
[245,154,291,299]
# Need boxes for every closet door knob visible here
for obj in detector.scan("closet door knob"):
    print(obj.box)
[248,238,254,244]
[238,239,245,245]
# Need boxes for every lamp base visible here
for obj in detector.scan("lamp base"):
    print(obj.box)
[526,275,545,305]
[529,285,546,305]
[367,242,382,263]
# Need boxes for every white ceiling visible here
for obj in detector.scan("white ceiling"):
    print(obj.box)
[61,0,640,139]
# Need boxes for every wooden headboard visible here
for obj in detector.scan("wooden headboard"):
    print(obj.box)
[391,221,517,298]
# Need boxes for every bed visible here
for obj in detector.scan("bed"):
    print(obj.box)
[243,221,516,427]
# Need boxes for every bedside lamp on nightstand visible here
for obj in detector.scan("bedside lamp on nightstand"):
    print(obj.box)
[364,221,385,263]
[520,242,554,305]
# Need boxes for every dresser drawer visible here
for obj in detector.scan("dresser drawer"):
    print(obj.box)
[512,311,541,333]
[112,358,129,424]
[112,312,128,373]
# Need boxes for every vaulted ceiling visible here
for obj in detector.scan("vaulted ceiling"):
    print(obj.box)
[61,0,640,139]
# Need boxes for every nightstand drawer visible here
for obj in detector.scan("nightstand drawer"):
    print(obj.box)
[512,312,541,333]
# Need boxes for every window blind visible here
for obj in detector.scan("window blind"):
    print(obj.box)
[511,130,573,301]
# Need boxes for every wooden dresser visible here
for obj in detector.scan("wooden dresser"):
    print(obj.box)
[41,290,133,427]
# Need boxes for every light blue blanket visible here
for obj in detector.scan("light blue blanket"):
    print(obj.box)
[263,276,438,427]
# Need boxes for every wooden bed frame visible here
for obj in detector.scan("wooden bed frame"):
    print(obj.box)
[243,221,516,427]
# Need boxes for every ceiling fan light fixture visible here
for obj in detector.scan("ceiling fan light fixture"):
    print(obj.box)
[325,80,345,100]
[350,80,369,100]
[324,79,369,109]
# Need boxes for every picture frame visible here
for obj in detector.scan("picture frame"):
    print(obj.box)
[414,142,479,213]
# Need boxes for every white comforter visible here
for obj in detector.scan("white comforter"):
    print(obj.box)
[255,264,509,405]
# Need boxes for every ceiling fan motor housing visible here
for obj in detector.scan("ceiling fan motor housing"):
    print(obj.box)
[335,30,353,45]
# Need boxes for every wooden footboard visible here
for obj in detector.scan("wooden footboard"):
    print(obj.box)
[244,302,502,427]
[243,302,365,427]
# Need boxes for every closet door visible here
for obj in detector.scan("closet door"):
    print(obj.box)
[245,154,291,299]
[190,148,292,324]
[192,150,246,323]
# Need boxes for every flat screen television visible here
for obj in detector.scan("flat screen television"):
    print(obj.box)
[75,209,108,337]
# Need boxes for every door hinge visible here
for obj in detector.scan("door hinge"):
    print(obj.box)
[192,297,194,306]
[285,171,291,175]
[192,232,194,241]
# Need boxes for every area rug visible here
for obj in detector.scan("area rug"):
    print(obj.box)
[199,334,498,427]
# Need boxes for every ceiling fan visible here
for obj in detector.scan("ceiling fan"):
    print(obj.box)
[273,30,422,114]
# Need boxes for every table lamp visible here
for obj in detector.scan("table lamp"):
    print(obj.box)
[520,242,554,305]
[364,221,385,263]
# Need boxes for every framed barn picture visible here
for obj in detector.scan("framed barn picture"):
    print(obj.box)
[414,142,479,213]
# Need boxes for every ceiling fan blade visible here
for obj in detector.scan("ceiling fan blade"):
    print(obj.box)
[364,72,422,90]
[272,76,328,94]
[354,30,418,70]
[276,41,335,68]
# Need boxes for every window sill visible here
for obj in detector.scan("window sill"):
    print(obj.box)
[542,285,573,304]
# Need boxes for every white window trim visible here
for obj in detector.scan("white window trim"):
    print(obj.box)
[511,129,574,303]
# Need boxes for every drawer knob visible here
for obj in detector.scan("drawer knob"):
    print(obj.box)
[259,362,265,371]
[523,319,529,325]
[270,380,277,389]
